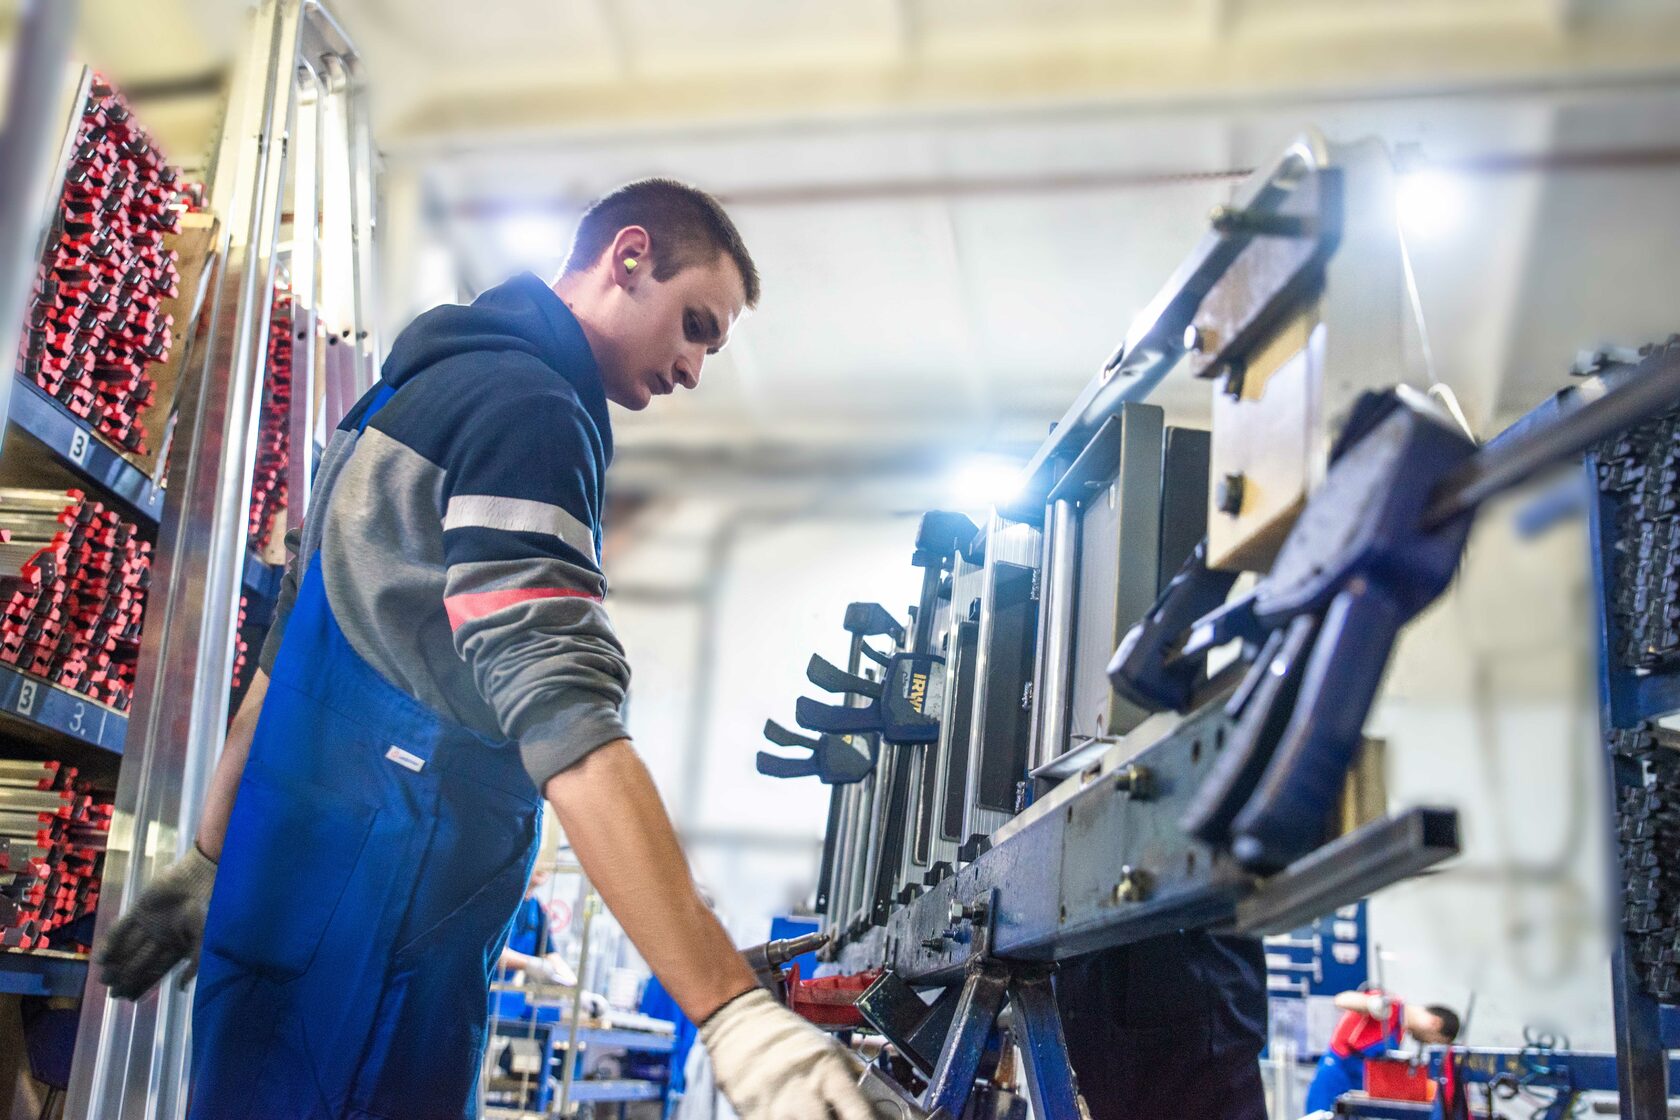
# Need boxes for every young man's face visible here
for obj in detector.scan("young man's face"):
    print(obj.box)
[592,250,748,411]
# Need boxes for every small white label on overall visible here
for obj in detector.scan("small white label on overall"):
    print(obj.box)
[385,746,425,772]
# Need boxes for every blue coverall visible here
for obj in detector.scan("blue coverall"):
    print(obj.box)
[190,386,541,1120]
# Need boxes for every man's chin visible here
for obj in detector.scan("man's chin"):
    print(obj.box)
[606,386,654,411]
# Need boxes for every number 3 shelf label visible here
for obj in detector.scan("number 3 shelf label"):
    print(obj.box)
[16,680,36,717]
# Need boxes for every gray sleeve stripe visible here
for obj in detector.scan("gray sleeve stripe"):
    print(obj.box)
[442,494,597,561]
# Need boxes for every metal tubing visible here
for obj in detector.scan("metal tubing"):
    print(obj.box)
[922,962,1011,1118]
[0,0,80,456]
[1425,343,1680,529]
[556,880,597,1116]
[67,4,309,1116]
[826,631,867,934]
[1031,498,1080,770]
[1011,974,1085,1120]
[1005,133,1333,518]
[286,63,323,517]
[855,742,893,929]
[962,513,1002,846]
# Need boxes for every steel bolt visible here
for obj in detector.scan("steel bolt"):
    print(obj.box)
[1114,764,1153,800]
[1184,324,1220,355]
[921,936,946,952]
[1216,473,1245,517]
[1115,866,1154,903]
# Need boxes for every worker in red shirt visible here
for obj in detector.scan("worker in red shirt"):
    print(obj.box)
[1304,990,1460,1114]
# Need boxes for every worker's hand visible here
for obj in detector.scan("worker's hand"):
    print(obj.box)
[95,846,217,1000]
[539,953,578,987]
[700,988,873,1120]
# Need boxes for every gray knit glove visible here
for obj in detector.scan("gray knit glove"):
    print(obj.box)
[96,846,217,999]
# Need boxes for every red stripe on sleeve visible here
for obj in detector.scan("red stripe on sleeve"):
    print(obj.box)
[444,587,602,629]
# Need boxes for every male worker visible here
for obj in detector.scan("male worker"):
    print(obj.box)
[97,179,874,1120]
[1303,988,1461,1115]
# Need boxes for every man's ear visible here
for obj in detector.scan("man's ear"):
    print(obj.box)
[610,225,652,289]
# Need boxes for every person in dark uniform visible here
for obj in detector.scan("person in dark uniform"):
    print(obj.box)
[1057,932,1269,1119]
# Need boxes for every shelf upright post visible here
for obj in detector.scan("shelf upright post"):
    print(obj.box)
[286,61,324,519]
[64,3,306,1117]
[0,0,80,455]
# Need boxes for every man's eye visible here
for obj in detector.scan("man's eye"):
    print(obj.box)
[684,312,699,339]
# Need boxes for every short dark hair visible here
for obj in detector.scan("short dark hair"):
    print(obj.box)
[1426,1005,1461,1042]
[563,178,760,307]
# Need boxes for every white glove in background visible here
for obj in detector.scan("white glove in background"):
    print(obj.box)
[699,988,874,1120]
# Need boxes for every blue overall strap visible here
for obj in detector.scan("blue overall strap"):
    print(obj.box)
[191,372,542,1120]
[352,381,397,433]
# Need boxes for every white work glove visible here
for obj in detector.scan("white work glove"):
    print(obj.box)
[537,957,575,986]
[96,846,217,999]
[700,988,874,1120]
[1365,991,1394,1020]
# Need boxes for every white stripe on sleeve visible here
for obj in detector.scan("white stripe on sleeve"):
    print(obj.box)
[442,494,597,562]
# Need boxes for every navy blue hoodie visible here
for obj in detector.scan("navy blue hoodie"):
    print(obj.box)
[260,273,631,787]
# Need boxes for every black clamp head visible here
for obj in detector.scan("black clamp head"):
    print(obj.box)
[911,511,981,570]
[844,602,905,645]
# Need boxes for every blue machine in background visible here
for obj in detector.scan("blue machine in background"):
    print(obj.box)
[1267,900,1371,1058]
[1336,1040,1680,1120]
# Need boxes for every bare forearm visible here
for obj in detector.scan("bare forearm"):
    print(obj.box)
[194,670,269,861]
[545,738,755,1024]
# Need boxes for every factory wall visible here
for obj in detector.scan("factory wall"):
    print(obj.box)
[1369,489,1611,1050]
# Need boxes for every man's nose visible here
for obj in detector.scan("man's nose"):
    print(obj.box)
[675,348,703,390]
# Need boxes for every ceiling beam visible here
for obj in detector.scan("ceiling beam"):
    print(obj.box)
[379,24,1680,147]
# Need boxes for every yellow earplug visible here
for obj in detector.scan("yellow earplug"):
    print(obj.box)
[624,258,638,271]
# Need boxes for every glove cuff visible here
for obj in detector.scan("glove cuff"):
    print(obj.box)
[172,844,219,898]
[699,985,770,1039]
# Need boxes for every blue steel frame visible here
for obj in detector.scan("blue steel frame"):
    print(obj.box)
[1568,348,1680,1118]
[1587,452,1677,1120]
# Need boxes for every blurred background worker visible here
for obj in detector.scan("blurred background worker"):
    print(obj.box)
[95,180,874,1120]
[1303,988,1461,1115]
[493,866,608,1021]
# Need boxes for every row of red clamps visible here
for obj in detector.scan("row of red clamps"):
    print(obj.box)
[248,290,293,551]
[0,492,150,710]
[16,75,198,455]
[0,761,114,951]
[230,594,251,695]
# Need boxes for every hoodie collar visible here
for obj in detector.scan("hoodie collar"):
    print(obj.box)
[510,272,615,465]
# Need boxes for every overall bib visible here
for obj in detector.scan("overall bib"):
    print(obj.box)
[191,386,542,1120]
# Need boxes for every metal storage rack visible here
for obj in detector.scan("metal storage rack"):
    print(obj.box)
[0,1,377,1114]
[483,865,676,1118]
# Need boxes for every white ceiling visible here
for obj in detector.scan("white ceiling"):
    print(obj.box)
[39,0,1680,486]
